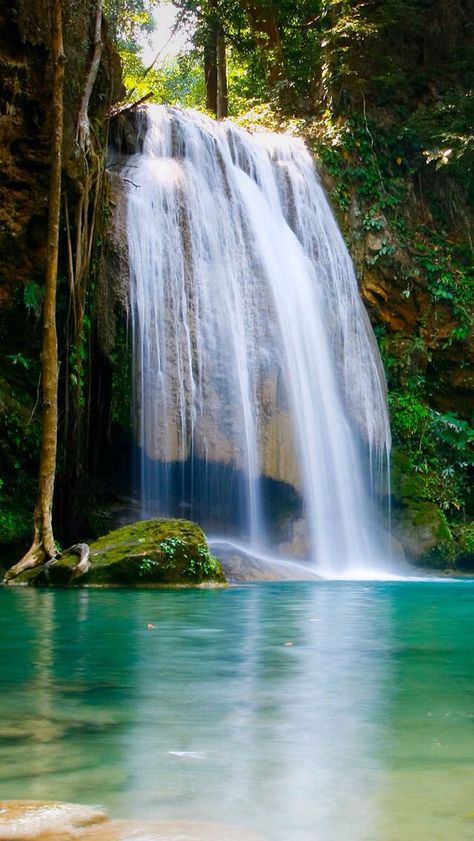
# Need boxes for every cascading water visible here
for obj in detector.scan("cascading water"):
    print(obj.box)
[124,105,391,575]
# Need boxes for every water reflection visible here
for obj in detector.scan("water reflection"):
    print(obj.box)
[0,584,473,841]
[120,585,394,840]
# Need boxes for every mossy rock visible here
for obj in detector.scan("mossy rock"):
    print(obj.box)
[15,519,226,587]
[391,501,456,569]
[390,449,434,505]
[452,522,474,571]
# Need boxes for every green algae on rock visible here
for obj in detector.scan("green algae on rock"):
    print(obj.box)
[392,502,456,569]
[12,519,226,587]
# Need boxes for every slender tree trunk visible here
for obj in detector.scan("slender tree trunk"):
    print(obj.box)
[76,0,103,152]
[4,0,64,582]
[216,29,228,119]
[204,26,218,115]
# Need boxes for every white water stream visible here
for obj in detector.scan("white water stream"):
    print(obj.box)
[125,105,391,575]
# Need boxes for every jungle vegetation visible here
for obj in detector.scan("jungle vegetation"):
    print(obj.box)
[1,0,472,572]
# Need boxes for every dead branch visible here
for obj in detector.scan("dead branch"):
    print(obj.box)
[109,91,154,119]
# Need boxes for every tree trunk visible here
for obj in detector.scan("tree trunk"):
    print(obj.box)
[240,1,285,90]
[204,25,218,115]
[4,0,64,583]
[216,29,228,119]
[76,0,103,152]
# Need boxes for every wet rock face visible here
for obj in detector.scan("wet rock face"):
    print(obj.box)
[103,173,302,490]
[94,172,130,359]
[360,256,474,418]
[348,211,474,419]
[0,1,50,301]
[391,501,456,569]
[211,540,319,582]
[0,0,124,308]
[316,169,474,421]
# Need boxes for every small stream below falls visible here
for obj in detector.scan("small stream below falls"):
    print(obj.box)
[1,583,473,841]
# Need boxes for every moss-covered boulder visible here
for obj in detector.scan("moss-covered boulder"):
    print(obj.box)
[452,523,474,571]
[18,519,226,587]
[392,502,456,569]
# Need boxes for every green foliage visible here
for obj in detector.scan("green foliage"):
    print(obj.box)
[389,391,473,515]
[109,321,132,431]
[0,294,42,548]
[409,502,457,569]
[138,556,158,576]
[68,328,89,409]
[315,113,403,218]
[23,281,44,319]
[104,0,155,44]
[118,3,267,113]
[454,522,474,562]
[185,543,220,578]
[315,0,474,203]
[406,91,474,200]
[159,536,187,564]
[157,536,219,579]
[411,236,473,332]
[375,328,472,524]
[118,35,205,106]
[5,353,32,370]
[313,106,473,345]
[0,493,31,545]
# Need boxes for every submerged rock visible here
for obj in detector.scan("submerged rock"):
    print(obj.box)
[82,819,267,841]
[0,800,107,840]
[0,802,267,841]
[211,541,320,582]
[12,520,226,587]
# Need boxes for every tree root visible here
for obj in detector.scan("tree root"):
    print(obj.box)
[60,543,91,582]
[3,543,90,586]
[3,546,48,583]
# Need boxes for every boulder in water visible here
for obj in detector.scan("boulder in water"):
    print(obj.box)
[11,520,226,587]
[0,800,107,840]
[391,502,456,568]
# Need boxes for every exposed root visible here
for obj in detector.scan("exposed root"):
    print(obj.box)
[61,543,91,582]
[3,543,91,586]
[3,512,53,583]
[3,546,48,583]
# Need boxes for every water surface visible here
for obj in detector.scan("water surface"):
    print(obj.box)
[1,582,473,840]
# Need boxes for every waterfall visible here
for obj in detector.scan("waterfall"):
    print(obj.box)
[124,105,391,575]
